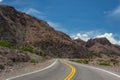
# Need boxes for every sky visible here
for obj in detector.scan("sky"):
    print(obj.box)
[0,0,120,45]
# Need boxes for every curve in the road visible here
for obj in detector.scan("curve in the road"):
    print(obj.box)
[64,62,76,80]
[6,59,58,80]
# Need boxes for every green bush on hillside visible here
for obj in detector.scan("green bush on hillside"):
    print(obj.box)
[99,61,111,66]
[20,45,47,57]
[30,58,38,64]
[35,51,46,57]
[70,59,89,64]
[0,41,13,48]
[110,58,119,66]
[82,59,89,64]
[20,45,34,53]
[110,58,119,63]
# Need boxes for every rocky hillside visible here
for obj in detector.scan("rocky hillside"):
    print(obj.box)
[0,5,90,58]
[74,39,86,47]
[0,46,30,70]
[75,37,120,56]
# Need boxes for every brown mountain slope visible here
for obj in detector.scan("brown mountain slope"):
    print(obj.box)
[86,38,120,55]
[0,5,90,58]
[74,38,86,47]
[75,37,120,56]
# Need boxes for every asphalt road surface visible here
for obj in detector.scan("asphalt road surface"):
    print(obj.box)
[6,59,120,80]
[69,61,120,80]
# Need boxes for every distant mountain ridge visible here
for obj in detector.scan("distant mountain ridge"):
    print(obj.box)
[74,37,120,56]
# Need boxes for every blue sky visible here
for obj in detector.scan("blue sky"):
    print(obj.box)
[0,0,120,44]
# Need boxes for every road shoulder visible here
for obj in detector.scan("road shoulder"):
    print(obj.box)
[0,59,56,80]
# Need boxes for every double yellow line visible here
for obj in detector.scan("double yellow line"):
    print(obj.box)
[64,62,76,80]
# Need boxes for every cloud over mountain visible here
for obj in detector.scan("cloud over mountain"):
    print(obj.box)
[23,8,45,19]
[71,31,120,45]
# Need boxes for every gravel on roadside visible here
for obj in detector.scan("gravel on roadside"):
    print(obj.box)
[0,59,55,80]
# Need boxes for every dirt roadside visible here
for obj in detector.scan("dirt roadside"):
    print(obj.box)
[0,59,55,80]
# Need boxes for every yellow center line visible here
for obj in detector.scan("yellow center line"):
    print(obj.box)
[64,62,76,80]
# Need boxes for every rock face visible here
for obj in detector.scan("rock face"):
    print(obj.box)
[75,37,120,56]
[74,39,86,47]
[0,46,30,70]
[86,37,112,48]
[0,5,27,47]
[86,38,120,55]
[0,5,90,58]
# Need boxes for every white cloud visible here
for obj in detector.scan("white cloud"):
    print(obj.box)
[47,21,68,32]
[72,33,90,41]
[71,31,100,41]
[96,33,120,45]
[106,5,120,20]
[47,21,60,28]
[0,0,3,2]
[71,31,120,45]
[110,6,120,17]
[71,33,90,41]
[24,8,41,14]
[23,8,45,19]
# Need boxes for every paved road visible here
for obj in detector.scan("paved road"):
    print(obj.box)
[8,60,70,80]
[7,59,120,80]
[69,61,120,80]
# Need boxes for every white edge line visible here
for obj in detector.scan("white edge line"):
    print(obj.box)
[74,63,120,78]
[89,66,120,78]
[6,59,58,80]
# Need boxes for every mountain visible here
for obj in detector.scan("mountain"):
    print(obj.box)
[0,5,90,58]
[86,37,120,55]
[75,37,120,56]
[74,38,86,47]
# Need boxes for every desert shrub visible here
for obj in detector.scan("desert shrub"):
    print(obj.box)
[70,59,82,63]
[30,58,38,64]
[20,45,34,53]
[110,58,119,63]
[70,59,89,64]
[35,51,46,57]
[99,61,111,66]
[82,59,89,64]
[110,58,119,66]
[20,46,47,57]
[0,40,13,48]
